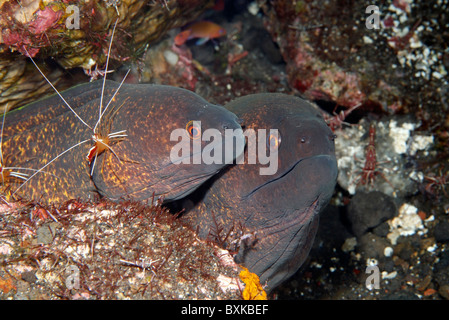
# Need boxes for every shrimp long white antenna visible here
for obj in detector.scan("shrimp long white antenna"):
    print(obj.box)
[12,138,91,196]
[4,167,59,179]
[93,18,131,133]
[23,47,93,130]
[0,107,9,206]
[0,104,8,165]
[99,19,118,123]
[93,68,131,133]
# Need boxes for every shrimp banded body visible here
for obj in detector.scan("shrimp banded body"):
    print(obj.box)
[1,80,244,204]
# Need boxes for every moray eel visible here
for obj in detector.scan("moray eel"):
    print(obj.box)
[1,80,244,204]
[179,93,338,292]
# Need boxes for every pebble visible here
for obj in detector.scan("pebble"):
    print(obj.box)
[36,222,58,245]
[341,237,357,253]
[247,2,259,15]
[384,246,394,257]
[21,270,37,284]
[163,50,179,66]
[381,270,397,279]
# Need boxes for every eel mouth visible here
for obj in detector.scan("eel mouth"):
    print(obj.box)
[103,127,246,201]
[108,169,219,202]
[242,154,335,199]
[108,134,246,201]
[259,196,320,236]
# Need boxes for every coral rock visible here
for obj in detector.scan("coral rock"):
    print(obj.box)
[0,0,214,111]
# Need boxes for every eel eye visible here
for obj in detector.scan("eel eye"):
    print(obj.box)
[186,120,201,139]
[267,131,281,151]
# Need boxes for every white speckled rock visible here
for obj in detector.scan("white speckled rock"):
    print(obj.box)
[334,117,434,197]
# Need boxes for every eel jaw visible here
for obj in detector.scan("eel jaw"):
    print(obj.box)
[235,197,321,293]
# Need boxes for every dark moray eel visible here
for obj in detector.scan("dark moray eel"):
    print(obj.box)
[178,93,338,292]
[1,80,244,204]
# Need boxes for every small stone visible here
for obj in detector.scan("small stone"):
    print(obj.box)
[342,237,357,252]
[384,246,394,257]
[417,274,432,291]
[36,223,58,245]
[21,270,37,284]
[363,36,373,44]
[381,270,397,279]
[247,2,259,15]
[163,50,178,66]
[427,243,438,252]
